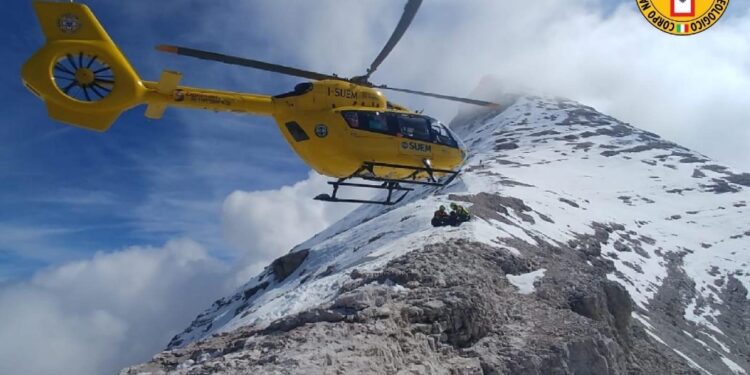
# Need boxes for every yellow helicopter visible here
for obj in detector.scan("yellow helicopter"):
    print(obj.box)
[21,0,497,205]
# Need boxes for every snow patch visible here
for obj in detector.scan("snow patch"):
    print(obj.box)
[644,329,668,346]
[632,312,655,330]
[705,333,731,354]
[507,268,546,295]
[673,348,713,375]
[721,356,747,375]
[684,299,725,336]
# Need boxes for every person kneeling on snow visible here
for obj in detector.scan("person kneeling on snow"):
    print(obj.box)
[449,202,471,226]
[432,205,449,227]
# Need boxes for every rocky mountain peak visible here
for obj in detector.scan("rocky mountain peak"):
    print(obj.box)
[123,96,749,375]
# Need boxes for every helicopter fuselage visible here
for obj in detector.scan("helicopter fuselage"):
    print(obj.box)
[270,80,465,180]
[143,78,466,181]
[21,2,466,185]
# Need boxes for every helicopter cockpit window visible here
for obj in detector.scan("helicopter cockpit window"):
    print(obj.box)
[395,115,431,142]
[431,121,458,148]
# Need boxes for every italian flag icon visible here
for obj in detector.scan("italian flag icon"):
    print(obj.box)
[676,23,691,33]
[672,0,695,17]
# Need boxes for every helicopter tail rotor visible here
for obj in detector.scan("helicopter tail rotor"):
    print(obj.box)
[21,2,146,131]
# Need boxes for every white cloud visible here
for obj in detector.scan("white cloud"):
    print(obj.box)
[222,171,364,280]
[0,172,365,374]
[0,239,231,375]
[394,1,750,169]
[196,0,750,168]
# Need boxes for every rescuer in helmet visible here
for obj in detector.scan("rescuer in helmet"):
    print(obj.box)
[449,202,471,226]
[432,205,449,227]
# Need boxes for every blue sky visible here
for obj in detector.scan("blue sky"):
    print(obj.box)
[1,1,314,281]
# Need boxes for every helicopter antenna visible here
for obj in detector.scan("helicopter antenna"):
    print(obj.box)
[352,0,422,84]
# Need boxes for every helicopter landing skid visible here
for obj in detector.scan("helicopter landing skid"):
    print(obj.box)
[357,161,460,187]
[314,162,460,205]
[314,180,413,205]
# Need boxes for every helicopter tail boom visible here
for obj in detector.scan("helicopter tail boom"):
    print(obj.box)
[21,2,275,132]
[141,75,275,120]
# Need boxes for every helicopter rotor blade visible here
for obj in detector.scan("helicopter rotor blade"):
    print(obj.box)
[156,45,340,81]
[356,0,422,82]
[374,84,499,107]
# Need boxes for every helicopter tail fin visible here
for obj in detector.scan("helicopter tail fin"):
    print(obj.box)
[21,2,146,132]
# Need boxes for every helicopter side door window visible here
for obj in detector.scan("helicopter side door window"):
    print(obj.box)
[342,111,360,128]
[396,115,431,142]
[359,112,392,134]
[343,111,394,135]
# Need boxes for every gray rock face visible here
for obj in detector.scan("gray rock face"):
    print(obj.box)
[123,240,697,375]
[270,249,309,282]
[123,96,750,375]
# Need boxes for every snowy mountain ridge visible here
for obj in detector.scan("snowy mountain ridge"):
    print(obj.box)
[125,95,749,375]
